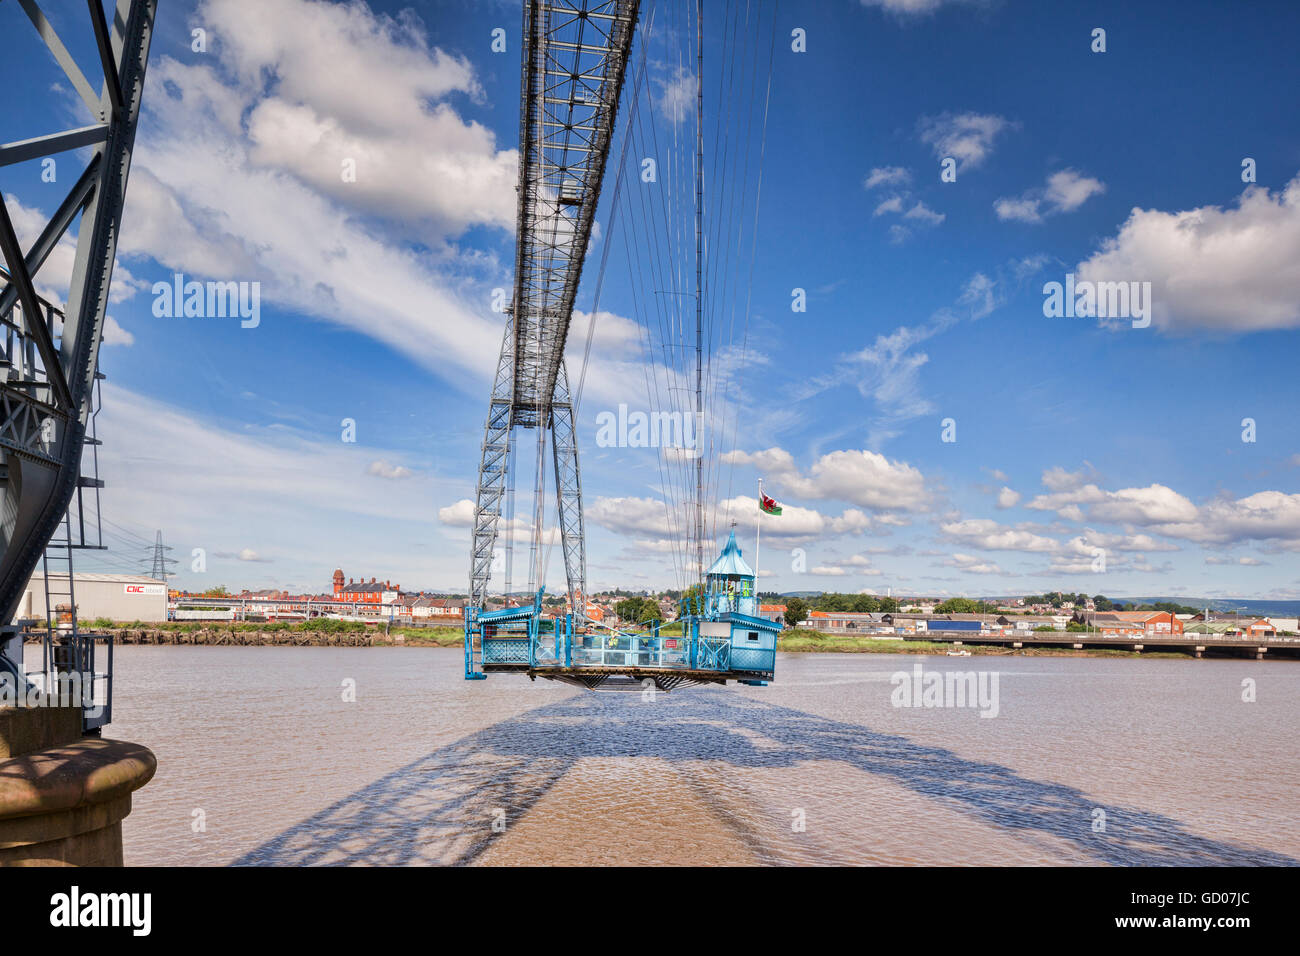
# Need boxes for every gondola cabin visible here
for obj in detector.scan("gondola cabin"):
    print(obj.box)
[464,530,780,690]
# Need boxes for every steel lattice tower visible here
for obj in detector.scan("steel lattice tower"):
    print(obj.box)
[148,529,174,582]
[0,0,157,640]
[469,0,639,616]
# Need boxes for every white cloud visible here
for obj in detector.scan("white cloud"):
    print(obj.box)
[103,316,135,346]
[213,548,271,563]
[917,112,1015,171]
[860,0,975,14]
[438,499,476,527]
[655,65,698,125]
[864,166,911,190]
[727,447,931,512]
[436,498,559,544]
[208,0,515,233]
[116,0,519,392]
[4,195,145,309]
[874,195,905,216]
[945,552,1006,575]
[904,200,946,225]
[996,169,1105,223]
[1088,484,1199,526]
[1042,465,1094,492]
[940,518,1058,553]
[368,459,414,480]
[995,487,1020,509]
[993,196,1043,223]
[1026,469,1300,550]
[1046,169,1107,212]
[1075,173,1300,332]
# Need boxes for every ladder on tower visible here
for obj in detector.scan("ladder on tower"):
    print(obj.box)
[38,498,113,730]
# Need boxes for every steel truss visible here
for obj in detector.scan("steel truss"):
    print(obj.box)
[469,0,638,617]
[0,0,157,651]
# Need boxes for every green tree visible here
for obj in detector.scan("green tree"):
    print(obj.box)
[784,597,808,627]
[878,596,899,613]
[851,594,881,613]
[935,598,986,614]
[614,597,648,622]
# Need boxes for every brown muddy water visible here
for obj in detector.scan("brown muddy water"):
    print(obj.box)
[46,646,1298,866]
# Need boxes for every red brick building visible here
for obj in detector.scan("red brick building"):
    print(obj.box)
[332,568,399,605]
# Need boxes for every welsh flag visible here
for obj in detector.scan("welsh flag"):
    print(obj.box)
[759,491,782,515]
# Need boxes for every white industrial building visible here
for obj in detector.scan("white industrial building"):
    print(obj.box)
[21,572,168,623]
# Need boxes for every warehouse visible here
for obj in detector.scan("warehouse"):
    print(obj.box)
[20,572,168,624]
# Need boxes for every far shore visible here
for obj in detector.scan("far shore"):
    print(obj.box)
[49,622,1219,660]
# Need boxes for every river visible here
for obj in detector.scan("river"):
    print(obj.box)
[75,646,1299,866]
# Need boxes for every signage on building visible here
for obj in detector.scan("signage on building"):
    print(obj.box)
[124,584,166,596]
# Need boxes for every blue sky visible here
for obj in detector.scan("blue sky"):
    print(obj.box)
[2,0,1298,600]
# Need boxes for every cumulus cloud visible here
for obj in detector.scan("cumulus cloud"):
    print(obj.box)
[811,555,883,577]
[1075,173,1300,332]
[917,112,1015,171]
[995,487,1020,509]
[726,447,930,512]
[874,196,905,217]
[212,0,515,233]
[655,65,698,124]
[864,166,911,190]
[437,499,476,527]
[585,493,899,551]
[944,552,1006,575]
[1026,468,1300,550]
[995,169,1105,223]
[904,201,945,225]
[103,316,135,346]
[117,0,517,390]
[368,459,415,480]
[940,518,1058,553]
[435,497,560,544]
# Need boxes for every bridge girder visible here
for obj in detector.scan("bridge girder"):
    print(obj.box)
[0,0,158,640]
[469,0,638,614]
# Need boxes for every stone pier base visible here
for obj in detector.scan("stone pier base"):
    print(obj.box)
[0,707,155,867]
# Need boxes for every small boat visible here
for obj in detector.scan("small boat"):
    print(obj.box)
[946,648,972,657]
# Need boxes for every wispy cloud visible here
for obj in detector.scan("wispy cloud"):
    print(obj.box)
[917,111,1016,171]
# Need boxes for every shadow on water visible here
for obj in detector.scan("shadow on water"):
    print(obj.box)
[235,690,1298,866]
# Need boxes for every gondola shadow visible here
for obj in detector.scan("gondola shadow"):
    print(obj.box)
[234,689,1298,866]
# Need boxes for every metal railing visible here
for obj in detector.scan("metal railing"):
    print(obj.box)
[17,630,113,731]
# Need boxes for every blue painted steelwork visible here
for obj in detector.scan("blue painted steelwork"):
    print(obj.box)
[464,532,781,688]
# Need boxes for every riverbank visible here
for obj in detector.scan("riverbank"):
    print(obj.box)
[776,628,1187,658]
[39,622,1202,658]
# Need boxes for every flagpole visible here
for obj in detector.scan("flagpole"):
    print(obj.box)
[756,477,762,589]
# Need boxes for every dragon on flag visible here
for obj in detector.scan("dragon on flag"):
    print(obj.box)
[759,486,782,516]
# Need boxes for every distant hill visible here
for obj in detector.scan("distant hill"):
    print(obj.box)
[1114,597,1300,617]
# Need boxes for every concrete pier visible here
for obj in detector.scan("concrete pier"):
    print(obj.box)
[0,706,155,866]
